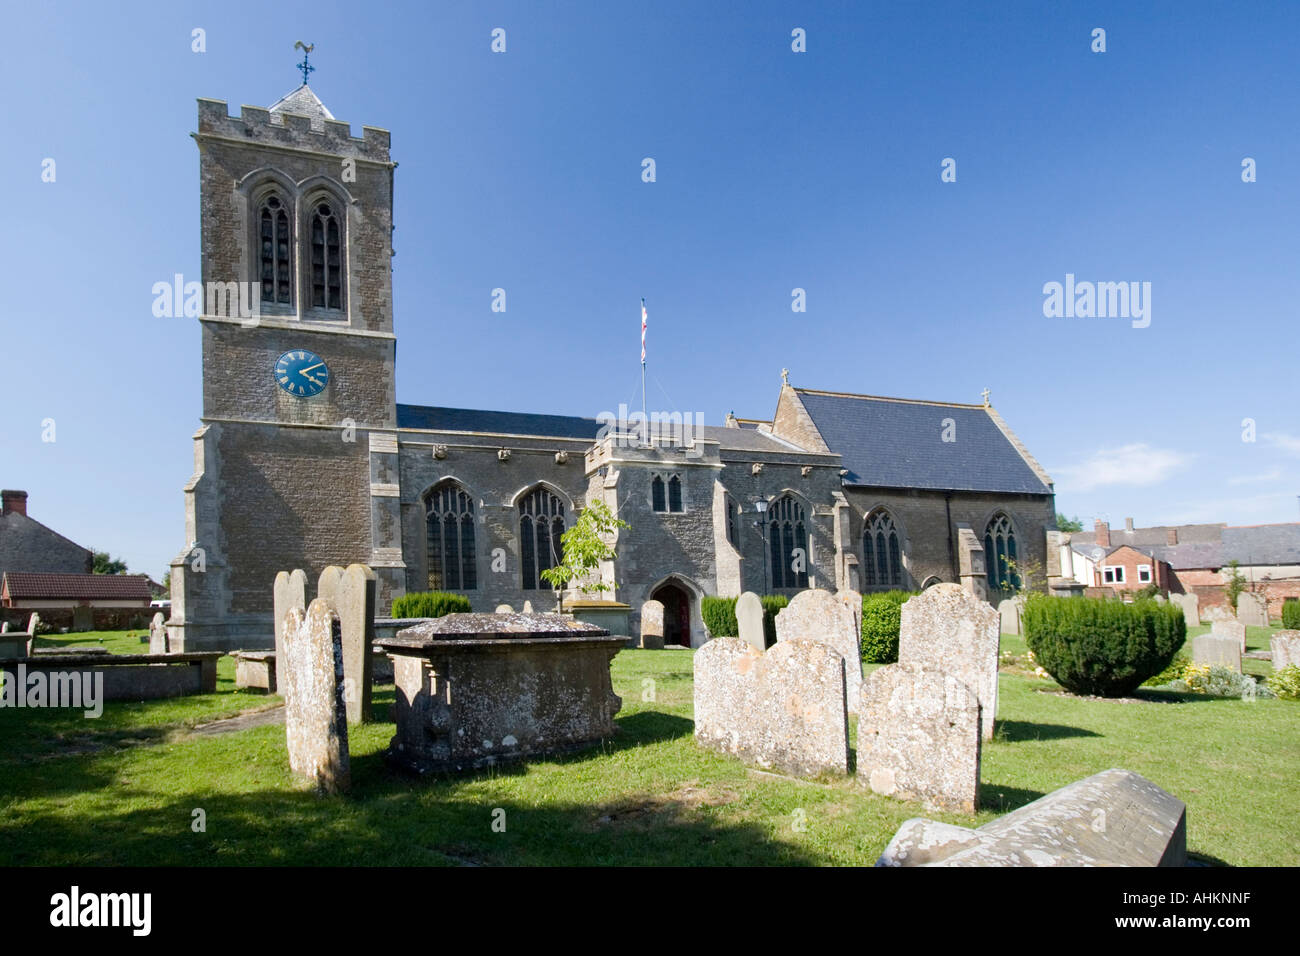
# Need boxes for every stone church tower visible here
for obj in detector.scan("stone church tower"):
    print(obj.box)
[168,86,403,651]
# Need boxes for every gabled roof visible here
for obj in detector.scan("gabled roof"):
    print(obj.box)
[792,389,1053,495]
[2,572,153,601]
[1223,524,1300,566]
[269,84,335,130]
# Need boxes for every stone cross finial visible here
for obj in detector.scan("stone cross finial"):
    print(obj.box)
[981,388,990,406]
[781,368,789,385]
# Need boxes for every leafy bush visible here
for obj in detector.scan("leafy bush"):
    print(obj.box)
[390,591,473,619]
[761,595,789,648]
[1142,649,1190,687]
[1267,664,1300,701]
[1022,594,1185,697]
[1282,601,1300,630]
[701,597,738,638]
[1172,663,1273,699]
[860,590,917,663]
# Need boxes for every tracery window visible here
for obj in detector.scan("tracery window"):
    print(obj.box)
[425,482,477,591]
[309,200,344,311]
[863,509,903,588]
[768,495,810,589]
[984,513,1021,591]
[259,195,293,306]
[651,475,666,512]
[520,487,565,590]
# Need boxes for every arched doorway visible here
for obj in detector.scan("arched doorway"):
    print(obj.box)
[651,581,692,647]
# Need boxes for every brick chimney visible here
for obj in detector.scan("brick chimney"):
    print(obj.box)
[1167,528,1178,545]
[1095,519,1110,548]
[1125,517,1134,533]
[1,490,27,517]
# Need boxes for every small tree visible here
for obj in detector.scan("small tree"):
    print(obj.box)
[1222,560,1247,611]
[540,499,629,612]
[1055,514,1084,533]
[92,551,128,575]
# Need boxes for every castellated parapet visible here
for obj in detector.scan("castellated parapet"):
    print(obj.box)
[196,97,392,164]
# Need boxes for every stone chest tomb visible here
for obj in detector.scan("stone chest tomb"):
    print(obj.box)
[378,612,625,774]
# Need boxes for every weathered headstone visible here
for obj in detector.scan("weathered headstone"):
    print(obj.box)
[876,768,1186,867]
[1270,631,1300,670]
[837,588,863,642]
[899,583,999,741]
[1211,618,1247,653]
[1192,633,1241,671]
[280,600,350,793]
[997,595,1024,636]
[1170,592,1199,629]
[735,591,765,652]
[273,569,307,663]
[317,564,376,723]
[148,612,169,655]
[858,662,981,814]
[693,637,849,778]
[27,613,41,635]
[639,599,665,650]
[494,604,513,613]
[72,606,93,632]
[775,588,862,714]
[1236,592,1268,628]
[522,600,534,614]
[1,622,8,633]
[1204,604,1235,624]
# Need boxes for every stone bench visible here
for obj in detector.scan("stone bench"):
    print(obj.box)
[232,650,277,693]
[0,652,222,702]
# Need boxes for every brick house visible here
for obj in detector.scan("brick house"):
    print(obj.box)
[1,571,154,632]
[0,490,93,584]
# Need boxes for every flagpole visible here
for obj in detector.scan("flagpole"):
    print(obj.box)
[640,298,648,446]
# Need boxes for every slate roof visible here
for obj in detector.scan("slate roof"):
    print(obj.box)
[1070,522,1300,569]
[268,84,335,131]
[1071,523,1225,550]
[397,404,603,440]
[2,572,153,602]
[793,390,1052,494]
[1222,524,1300,566]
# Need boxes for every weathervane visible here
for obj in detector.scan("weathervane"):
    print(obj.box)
[294,41,315,85]
[981,387,990,406]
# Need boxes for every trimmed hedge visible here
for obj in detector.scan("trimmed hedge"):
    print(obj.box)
[701,597,738,638]
[390,591,473,619]
[860,590,919,663]
[1282,600,1300,630]
[760,595,789,648]
[1023,593,1185,697]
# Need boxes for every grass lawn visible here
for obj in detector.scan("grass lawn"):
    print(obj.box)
[1,628,1296,866]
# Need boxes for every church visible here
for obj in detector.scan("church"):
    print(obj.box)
[167,83,1060,652]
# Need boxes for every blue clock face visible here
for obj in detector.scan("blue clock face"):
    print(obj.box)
[275,350,330,397]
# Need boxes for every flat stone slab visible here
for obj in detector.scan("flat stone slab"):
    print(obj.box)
[694,637,849,778]
[0,652,221,701]
[233,650,278,693]
[877,768,1187,867]
[384,612,608,645]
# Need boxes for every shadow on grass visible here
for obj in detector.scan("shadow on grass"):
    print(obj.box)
[978,784,1047,814]
[995,720,1103,743]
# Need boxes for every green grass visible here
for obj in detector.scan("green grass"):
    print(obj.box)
[1,630,1296,866]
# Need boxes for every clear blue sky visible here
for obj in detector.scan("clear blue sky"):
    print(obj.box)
[2,1,1297,579]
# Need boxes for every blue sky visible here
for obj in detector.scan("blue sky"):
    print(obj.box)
[2,0,1297,579]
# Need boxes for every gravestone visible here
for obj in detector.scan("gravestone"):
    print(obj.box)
[876,768,1186,867]
[494,604,513,613]
[1204,605,1235,624]
[72,607,93,632]
[837,588,863,642]
[899,583,999,741]
[775,588,862,714]
[693,637,849,778]
[1270,631,1300,670]
[280,600,350,793]
[1236,592,1268,628]
[1192,633,1241,671]
[1,622,8,633]
[735,591,765,652]
[273,569,307,663]
[858,662,981,814]
[1211,619,1247,653]
[522,600,534,614]
[317,564,376,723]
[27,613,41,635]
[997,595,1024,636]
[639,599,665,650]
[1170,593,1199,628]
[148,612,169,655]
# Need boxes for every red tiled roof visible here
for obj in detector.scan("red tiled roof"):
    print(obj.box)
[1,572,153,601]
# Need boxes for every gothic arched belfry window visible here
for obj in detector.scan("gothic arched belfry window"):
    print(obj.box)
[863,509,903,588]
[520,487,565,590]
[984,513,1020,592]
[425,482,477,591]
[259,195,292,306]
[769,494,810,590]
[309,199,344,311]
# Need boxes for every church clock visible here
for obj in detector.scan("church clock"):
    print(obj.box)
[274,349,330,397]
